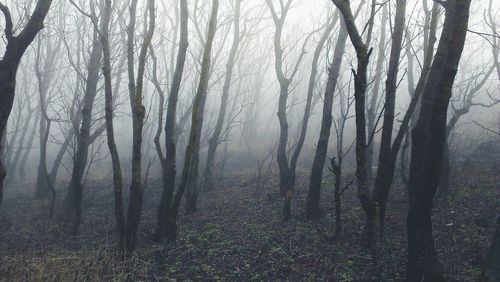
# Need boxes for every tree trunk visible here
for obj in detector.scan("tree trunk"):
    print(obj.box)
[125,0,155,253]
[61,30,102,234]
[306,19,348,220]
[0,0,53,207]
[407,1,471,280]
[366,5,388,180]
[203,0,241,191]
[184,0,219,215]
[480,215,500,281]
[371,0,406,240]
[156,0,189,241]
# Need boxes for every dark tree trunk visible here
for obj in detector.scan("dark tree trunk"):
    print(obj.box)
[371,0,406,240]
[125,0,155,253]
[99,0,126,250]
[0,0,53,207]
[332,0,375,251]
[306,20,348,220]
[61,30,103,234]
[406,1,471,280]
[480,215,500,281]
[184,0,219,215]
[156,0,189,241]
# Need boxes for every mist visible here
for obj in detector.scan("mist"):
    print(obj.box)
[0,0,499,280]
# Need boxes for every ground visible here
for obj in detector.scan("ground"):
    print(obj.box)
[0,169,497,281]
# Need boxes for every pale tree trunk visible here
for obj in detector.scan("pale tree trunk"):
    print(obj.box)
[407,1,471,280]
[156,0,189,241]
[366,4,388,180]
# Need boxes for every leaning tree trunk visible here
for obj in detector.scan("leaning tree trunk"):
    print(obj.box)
[306,19,348,220]
[156,0,189,241]
[406,1,471,280]
[0,0,53,207]
[184,0,219,215]
[203,0,241,191]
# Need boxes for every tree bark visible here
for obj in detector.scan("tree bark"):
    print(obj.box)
[125,0,155,253]
[203,0,241,192]
[407,1,471,280]
[306,19,348,220]
[156,0,189,241]
[0,0,53,207]
[184,0,219,215]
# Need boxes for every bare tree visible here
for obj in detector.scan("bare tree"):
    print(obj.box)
[202,0,242,191]
[125,0,156,252]
[155,0,189,241]
[183,0,219,215]
[406,0,471,280]
[331,0,375,250]
[0,0,53,207]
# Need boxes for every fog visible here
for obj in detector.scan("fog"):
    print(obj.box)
[0,0,499,280]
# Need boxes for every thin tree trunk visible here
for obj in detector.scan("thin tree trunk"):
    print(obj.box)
[306,19,348,220]
[203,0,241,191]
[184,0,219,215]
[371,0,407,240]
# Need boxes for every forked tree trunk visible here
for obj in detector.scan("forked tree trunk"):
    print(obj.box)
[0,0,53,207]
[156,0,189,241]
[61,30,102,234]
[125,0,155,253]
[407,1,471,280]
[332,0,375,251]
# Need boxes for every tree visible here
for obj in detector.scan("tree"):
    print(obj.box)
[306,2,365,220]
[406,0,471,280]
[183,0,220,215]
[125,0,156,252]
[0,0,53,207]
[61,8,103,233]
[331,0,375,250]
[370,0,407,239]
[265,0,314,220]
[202,0,242,191]
[155,0,189,241]
[162,0,219,239]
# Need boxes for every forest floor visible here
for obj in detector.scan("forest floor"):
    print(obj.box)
[0,169,497,281]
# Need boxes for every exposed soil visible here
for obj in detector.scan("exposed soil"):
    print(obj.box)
[0,169,497,281]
